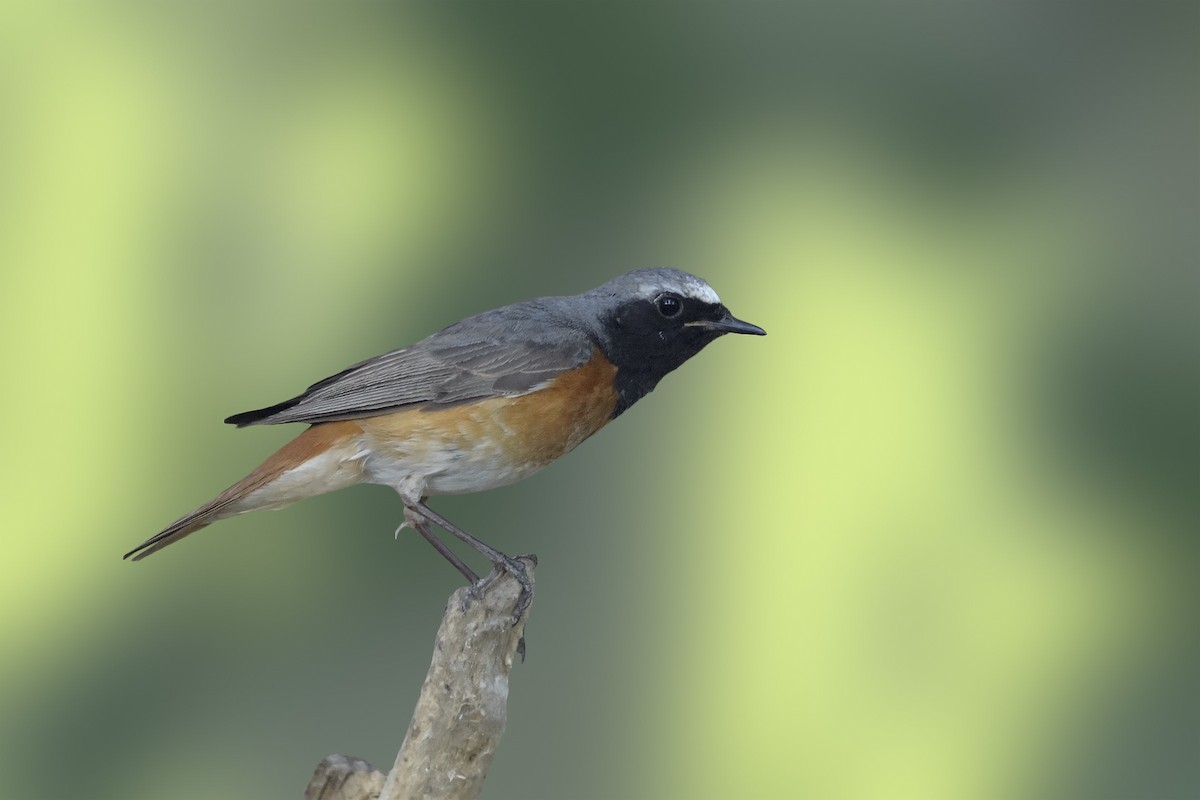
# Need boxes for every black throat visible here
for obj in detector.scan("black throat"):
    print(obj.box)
[610,364,668,418]
[595,301,721,418]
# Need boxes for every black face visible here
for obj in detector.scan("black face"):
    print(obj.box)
[599,292,751,417]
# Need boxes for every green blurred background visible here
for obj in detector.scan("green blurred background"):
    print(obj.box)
[2,2,1196,799]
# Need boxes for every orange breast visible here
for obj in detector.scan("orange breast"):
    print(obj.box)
[489,348,619,467]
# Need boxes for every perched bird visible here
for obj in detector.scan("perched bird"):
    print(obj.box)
[124,268,764,602]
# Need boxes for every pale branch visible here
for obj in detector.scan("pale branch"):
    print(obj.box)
[304,557,536,800]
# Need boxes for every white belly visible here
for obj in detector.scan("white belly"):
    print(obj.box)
[359,433,548,498]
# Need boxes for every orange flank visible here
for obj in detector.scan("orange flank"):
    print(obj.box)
[360,348,618,474]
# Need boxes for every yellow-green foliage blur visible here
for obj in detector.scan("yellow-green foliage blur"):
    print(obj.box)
[2,3,1196,800]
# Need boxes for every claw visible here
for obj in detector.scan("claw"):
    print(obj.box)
[499,555,535,625]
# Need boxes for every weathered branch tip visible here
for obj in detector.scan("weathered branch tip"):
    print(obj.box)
[305,558,536,800]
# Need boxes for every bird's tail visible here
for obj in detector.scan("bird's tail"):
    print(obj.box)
[123,420,366,561]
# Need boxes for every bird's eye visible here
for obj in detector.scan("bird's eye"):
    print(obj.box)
[655,293,683,318]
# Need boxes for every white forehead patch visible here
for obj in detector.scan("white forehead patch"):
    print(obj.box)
[638,275,721,305]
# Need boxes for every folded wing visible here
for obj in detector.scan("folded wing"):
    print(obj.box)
[226,311,595,426]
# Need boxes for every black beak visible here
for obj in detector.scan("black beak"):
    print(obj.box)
[689,313,766,336]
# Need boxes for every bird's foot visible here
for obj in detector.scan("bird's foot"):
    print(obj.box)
[406,500,534,625]
[493,552,536,626]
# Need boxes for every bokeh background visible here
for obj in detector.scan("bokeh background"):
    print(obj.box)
[2,2,1196,799]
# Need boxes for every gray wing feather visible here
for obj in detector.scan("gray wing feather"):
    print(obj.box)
[227,302,595,426]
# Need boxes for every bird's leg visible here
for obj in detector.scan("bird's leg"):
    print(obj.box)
[404,509,480,584]
[408,499,536,621]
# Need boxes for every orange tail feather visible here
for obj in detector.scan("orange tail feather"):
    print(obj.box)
[124,421,364,560]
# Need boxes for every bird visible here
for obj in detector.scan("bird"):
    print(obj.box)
[123,268,765,606]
